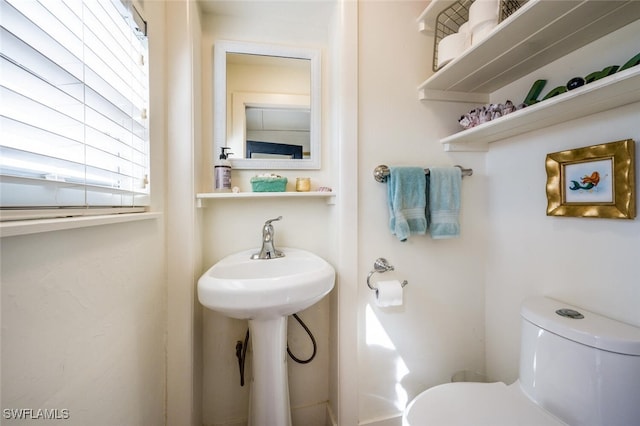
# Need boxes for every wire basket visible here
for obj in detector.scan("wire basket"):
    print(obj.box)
[433,0,528,72]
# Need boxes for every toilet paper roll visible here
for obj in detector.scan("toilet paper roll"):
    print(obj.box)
[469,0,499,27]
[458,22,471,50]
[437,32,466,68]
[471,19,498,45]
[375,280,404,307]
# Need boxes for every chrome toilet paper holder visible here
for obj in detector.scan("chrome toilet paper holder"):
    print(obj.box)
[367,258,408,296]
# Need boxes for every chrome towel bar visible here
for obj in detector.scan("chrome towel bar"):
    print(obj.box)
[373,164,473,183]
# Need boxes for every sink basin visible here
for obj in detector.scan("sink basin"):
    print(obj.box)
[198,248,335,320]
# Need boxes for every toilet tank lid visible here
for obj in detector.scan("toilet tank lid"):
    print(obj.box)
[521,296,640,356]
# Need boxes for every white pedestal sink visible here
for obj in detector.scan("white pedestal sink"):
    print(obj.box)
[198,248,335,426]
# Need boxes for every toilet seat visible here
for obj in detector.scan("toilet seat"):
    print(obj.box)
[402,381,567,426]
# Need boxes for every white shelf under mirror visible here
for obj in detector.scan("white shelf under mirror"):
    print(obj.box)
[196,191,336,207]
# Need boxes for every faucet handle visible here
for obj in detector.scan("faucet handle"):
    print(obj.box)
[265,216,282,226]
[251,216,285,260]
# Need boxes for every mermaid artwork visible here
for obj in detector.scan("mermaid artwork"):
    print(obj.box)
[569,171,600,191]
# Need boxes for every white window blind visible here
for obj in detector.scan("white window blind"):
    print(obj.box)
[0,0,149,213]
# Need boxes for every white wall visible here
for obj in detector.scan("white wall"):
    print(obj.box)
[485,20,640,384]
[328,1,360,424]
[357,2,488,423]
[165,1,203,426]
[199,3,335,194]
[1,221,166,425]
[198,4,340,425]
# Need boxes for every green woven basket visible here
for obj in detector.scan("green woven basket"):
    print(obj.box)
[250,176,288,192]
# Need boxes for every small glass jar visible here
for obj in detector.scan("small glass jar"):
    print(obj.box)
[295,177,311,192]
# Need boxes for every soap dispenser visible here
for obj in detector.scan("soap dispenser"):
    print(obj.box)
[214,147,232,192]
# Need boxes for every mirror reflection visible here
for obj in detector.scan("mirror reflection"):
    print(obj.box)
[245,106,310,159]
[214,41,321,169]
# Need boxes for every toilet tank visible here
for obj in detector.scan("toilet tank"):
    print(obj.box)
[519,296,640,426]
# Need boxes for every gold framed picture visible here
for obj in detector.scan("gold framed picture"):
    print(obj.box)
[545,139,636,219]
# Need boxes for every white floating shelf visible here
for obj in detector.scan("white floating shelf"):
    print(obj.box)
[418,0,640,101]
[196,191,336,206]
[416,0,461,33]
[441,67,640,151]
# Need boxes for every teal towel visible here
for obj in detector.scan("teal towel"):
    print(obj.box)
[428,167,461,239]
[387,167,427,241]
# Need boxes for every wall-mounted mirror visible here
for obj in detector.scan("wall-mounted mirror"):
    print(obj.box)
[214,40,321,169]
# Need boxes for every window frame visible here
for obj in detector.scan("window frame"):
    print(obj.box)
[0,0,151,221]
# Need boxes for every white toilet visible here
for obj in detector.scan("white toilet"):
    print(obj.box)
[403,296,640,426]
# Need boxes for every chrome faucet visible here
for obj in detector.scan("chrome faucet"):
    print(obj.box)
[251,216,285,259]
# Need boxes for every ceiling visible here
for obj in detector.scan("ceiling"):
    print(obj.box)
[197,0,336,26]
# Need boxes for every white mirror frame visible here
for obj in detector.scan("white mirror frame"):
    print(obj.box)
[214,40,321,170]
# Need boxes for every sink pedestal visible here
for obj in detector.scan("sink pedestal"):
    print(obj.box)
[248,317,291,426]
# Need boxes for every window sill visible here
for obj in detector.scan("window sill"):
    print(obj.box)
[0,211,163,238]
